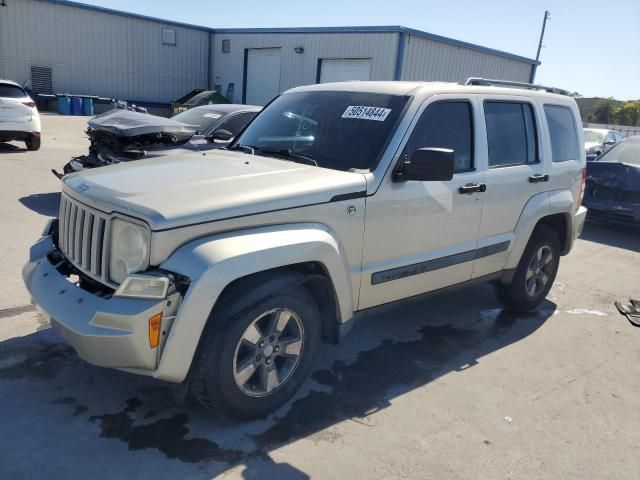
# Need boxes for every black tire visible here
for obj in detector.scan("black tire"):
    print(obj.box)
[497,225,560,313]
[191,282,321,419]
[26,135,41,151]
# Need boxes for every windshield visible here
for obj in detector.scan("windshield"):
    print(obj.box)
[234,91,409,171]
[172,108,225,134]
[584,130,605,143]
[597,141,640,165]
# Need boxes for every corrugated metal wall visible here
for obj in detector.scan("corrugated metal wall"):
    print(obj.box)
[0,0,209,103]
[0,0,535,105]
[211,32,399,103]
[400,34,533,83]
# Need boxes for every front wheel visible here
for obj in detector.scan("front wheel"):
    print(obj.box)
[191,284,321,418]
[497,226,560,313]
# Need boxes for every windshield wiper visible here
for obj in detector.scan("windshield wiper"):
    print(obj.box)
[252,147,318,166]
[229,144,317,166]
[229,143,255,154]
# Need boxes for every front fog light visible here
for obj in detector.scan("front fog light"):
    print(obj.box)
[115,274,169,299]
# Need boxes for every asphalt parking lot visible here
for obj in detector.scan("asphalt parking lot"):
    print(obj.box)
[1,114,639,479]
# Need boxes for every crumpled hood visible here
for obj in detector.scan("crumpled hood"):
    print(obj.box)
[63,149,367,230]
[88,109,198,140]
[586,161,640,193]
[585,141,603,152]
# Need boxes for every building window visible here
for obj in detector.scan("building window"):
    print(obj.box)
[222,39,231,53]
[162,29,177,46]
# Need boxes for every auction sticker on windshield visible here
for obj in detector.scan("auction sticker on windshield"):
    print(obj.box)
[342,106,391,121]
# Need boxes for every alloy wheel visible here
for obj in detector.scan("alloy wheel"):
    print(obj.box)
[525,245,554,297]
[232,308,304,397]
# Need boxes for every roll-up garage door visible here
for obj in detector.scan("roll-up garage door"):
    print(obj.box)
[319,59,372,83]
[245,48,282,105]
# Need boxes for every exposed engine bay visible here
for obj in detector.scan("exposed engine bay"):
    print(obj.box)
[55,109,199,176]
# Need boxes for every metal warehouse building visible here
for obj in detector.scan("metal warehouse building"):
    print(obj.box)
[0,0,539,107]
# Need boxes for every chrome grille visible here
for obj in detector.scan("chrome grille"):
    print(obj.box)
[58,194,110,285]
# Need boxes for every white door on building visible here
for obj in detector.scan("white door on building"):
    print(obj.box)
[319,59,372,83]
[245,48,282,106]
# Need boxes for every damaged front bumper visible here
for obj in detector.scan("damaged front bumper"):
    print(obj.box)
[23,236,182,374]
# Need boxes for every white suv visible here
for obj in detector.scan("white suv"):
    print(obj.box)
[24,78,587,418]
[0,79,41,151]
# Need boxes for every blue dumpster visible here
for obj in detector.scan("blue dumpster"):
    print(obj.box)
[57,96,71,115]
[70,97,83,115]
[82,97,94,116]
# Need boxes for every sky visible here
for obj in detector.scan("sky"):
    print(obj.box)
[81,0,640,100]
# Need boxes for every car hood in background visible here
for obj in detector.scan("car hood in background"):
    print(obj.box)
[88,109,198,140]
[587,161,640,194]
[585,141,603,151]
[62,149,367,230]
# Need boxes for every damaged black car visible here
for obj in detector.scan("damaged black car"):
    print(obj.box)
[583,136,640,226]
[54,104,261,177]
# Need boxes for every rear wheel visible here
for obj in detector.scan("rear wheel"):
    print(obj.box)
[25,135,41,151]
[497,226,560,313]
[191,283,321,418]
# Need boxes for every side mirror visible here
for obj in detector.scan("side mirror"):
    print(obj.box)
[394,148,454,182]
[603,140,615,146]
[211,129,234,142]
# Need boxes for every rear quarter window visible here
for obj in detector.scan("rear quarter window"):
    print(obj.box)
[0,83,27,98]
[544,105,580,162]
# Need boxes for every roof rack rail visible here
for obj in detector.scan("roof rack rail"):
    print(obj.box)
[463,77,570,96]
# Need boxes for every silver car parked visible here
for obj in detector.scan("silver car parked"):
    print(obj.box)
[584,128,624,160]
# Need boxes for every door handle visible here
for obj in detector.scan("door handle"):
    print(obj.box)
[459,183,486,194]
[528,174,549,183]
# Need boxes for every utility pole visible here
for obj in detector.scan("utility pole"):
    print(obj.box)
[529,10,550,83]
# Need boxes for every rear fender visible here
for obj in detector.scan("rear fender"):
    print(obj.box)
[547,190,575,254]
[504,192,550,270]
[505,189,576,271]
[153,223,353,383]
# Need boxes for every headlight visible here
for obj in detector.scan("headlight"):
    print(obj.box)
[108,218,150,284]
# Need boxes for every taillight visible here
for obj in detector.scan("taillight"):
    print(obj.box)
[22,101,36,108]
[578,168,587,206]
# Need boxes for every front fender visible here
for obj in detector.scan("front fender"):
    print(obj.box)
[153,223,353,383]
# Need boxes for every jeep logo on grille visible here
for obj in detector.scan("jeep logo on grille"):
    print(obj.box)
[76,183,90,192]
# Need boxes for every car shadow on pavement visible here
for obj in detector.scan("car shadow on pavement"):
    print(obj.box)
[0,142,26,153]
[581,220,640,253]
[19,192,61,217]
[0,283,555,479]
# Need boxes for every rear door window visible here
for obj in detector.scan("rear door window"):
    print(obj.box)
[544,105,580,162]
[484,102,538,167]
[0,83,27,98]
[404,101,474,172]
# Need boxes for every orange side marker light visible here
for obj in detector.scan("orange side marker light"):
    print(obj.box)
[149,313,162,348]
